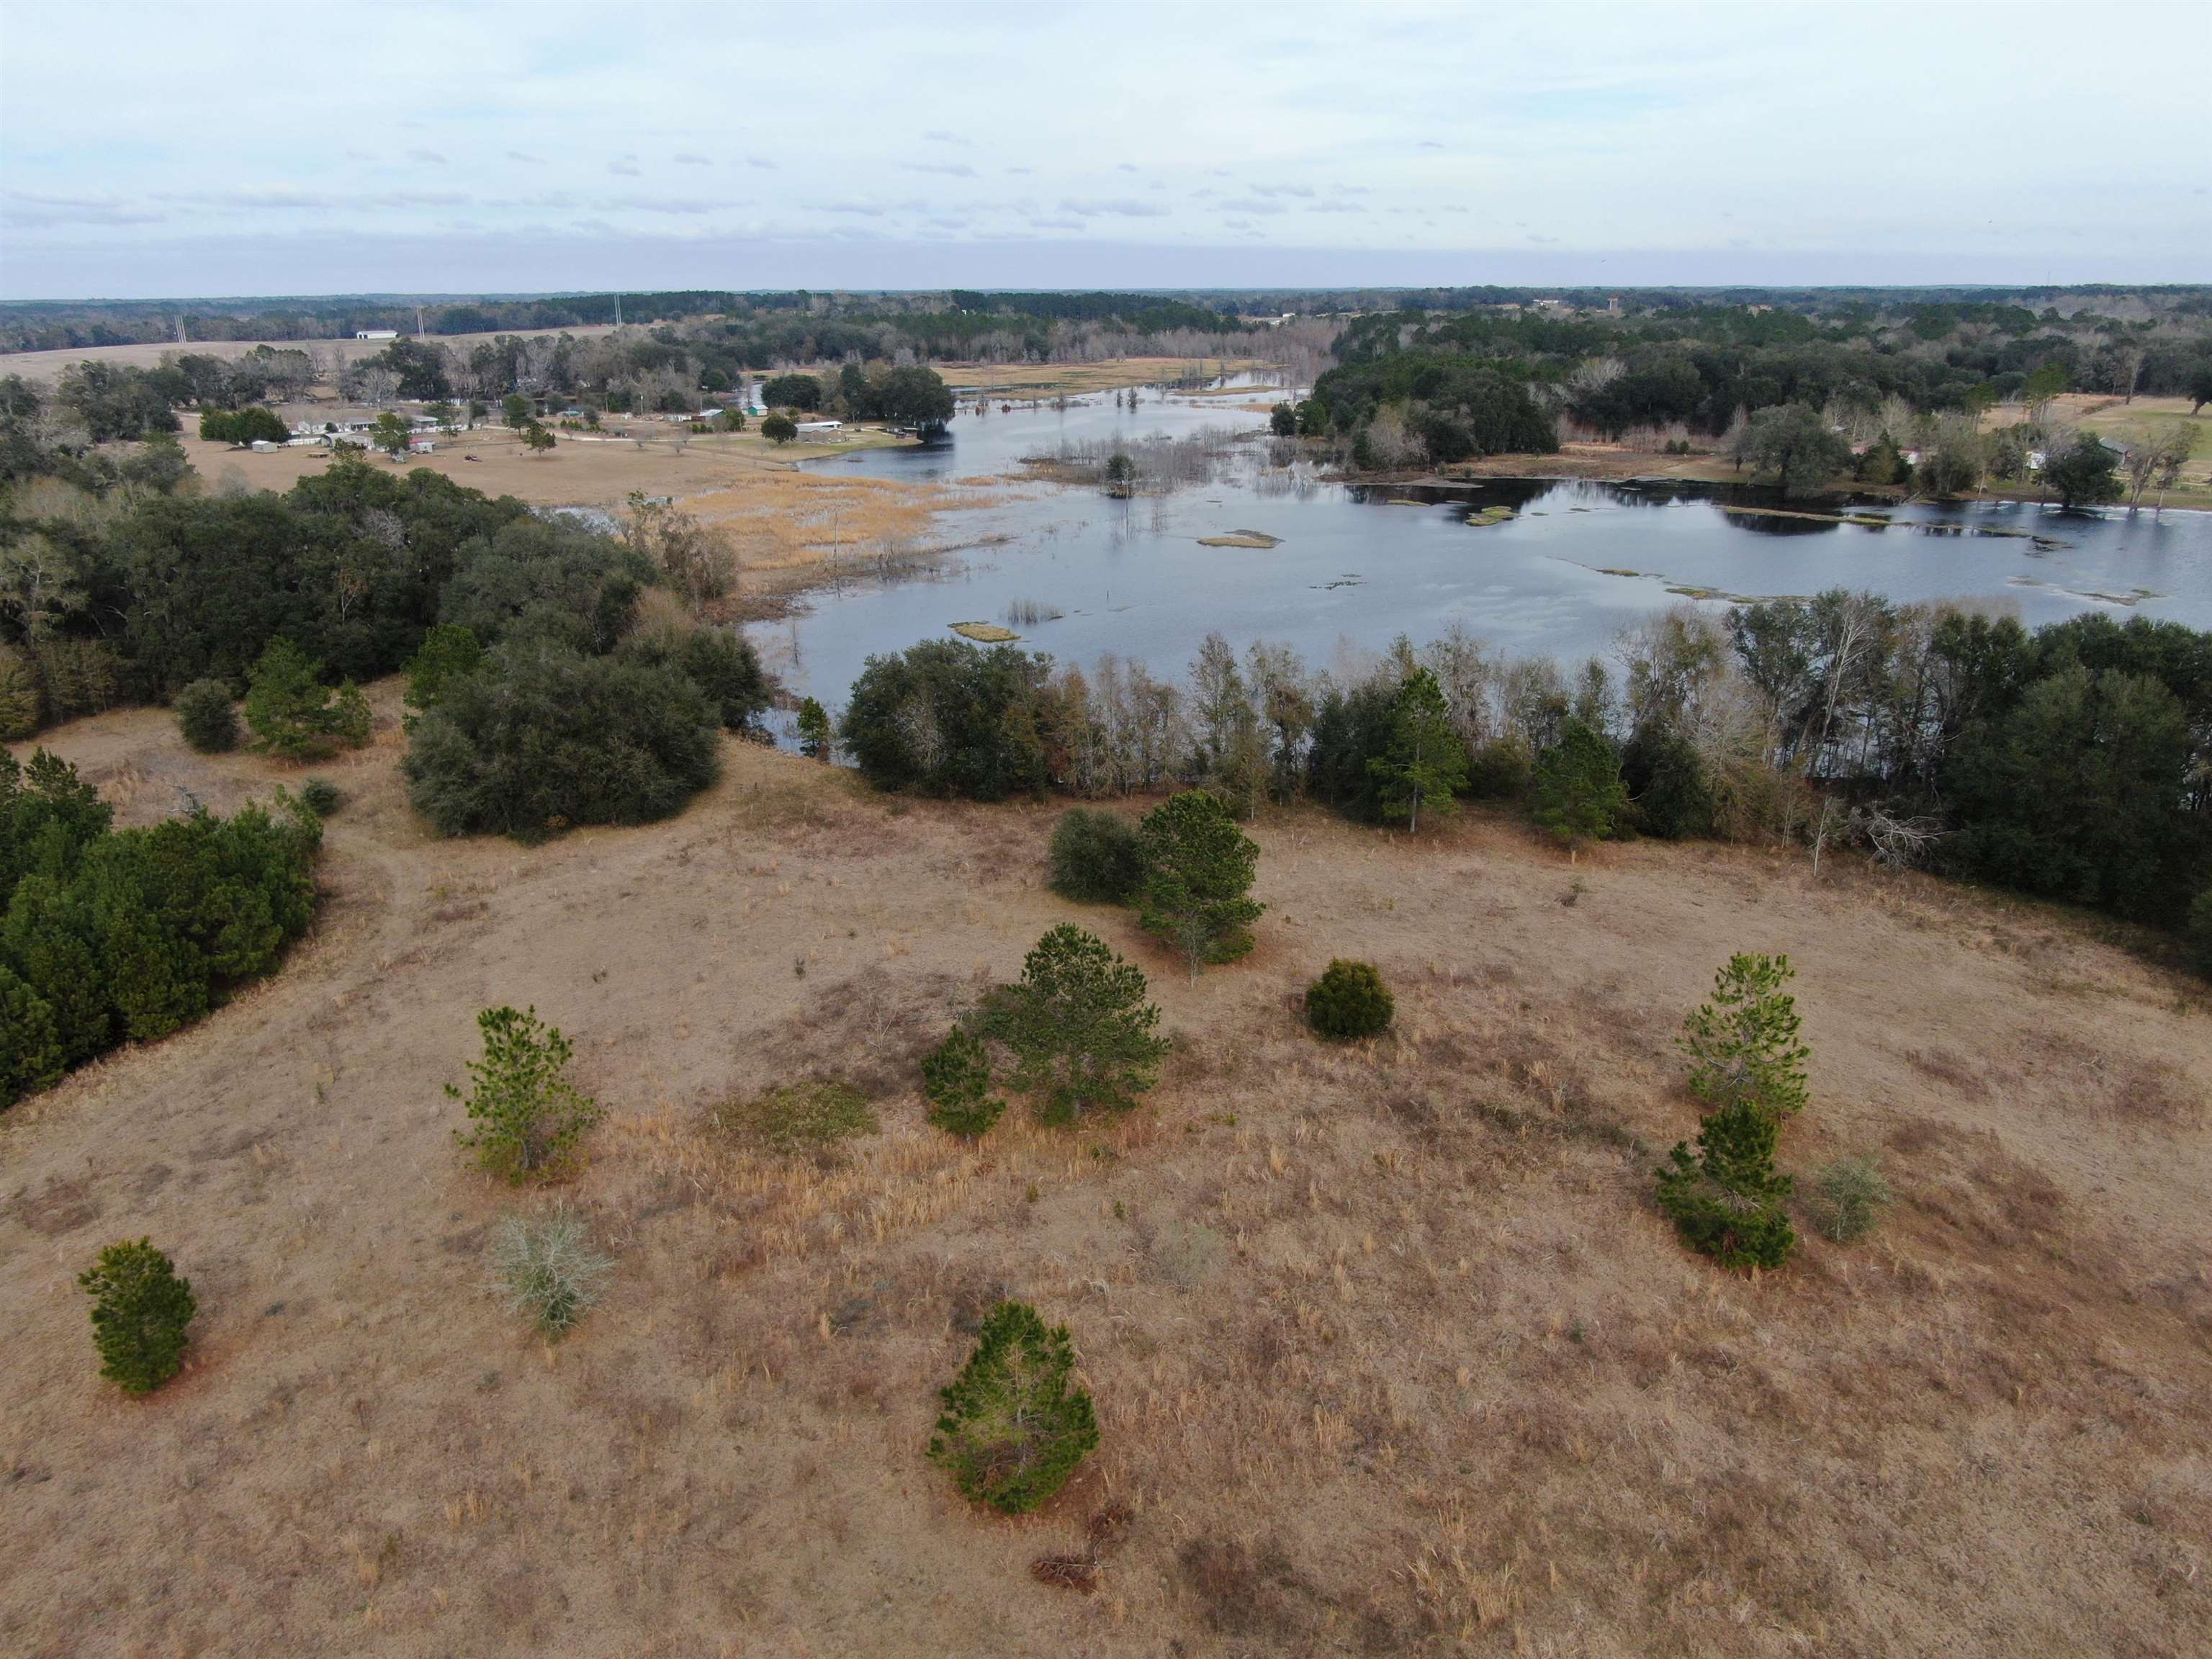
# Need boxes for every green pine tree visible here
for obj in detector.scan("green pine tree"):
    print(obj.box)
[448,1004,605,1181]
[80,1238,197,1394]
[3,873,111,1064]
[1529,717,1629,849]
[0,962,66,1105]
[1655,1099,1798,1271]
[927,1300,1100,1514]
[1678,953,1810,1118]
[1366,667,1468,832]
[1136,790,1263,974]
[981,925,1168,1125]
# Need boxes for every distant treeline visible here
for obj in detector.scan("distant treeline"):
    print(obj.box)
[1306,295,2212,474]
[0,289,1248,356]
[835,603,2212,971]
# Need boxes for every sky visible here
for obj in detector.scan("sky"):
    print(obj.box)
[1,0,2206,300]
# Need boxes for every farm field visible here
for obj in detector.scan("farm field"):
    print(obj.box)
[2,693,2206,1658]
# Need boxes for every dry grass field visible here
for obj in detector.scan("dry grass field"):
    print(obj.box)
[937,359,1272,399]
[2,693,2207,1658]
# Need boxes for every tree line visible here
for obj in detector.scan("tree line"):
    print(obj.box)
[832,608,2212,971]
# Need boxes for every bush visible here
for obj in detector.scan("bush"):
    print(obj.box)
[403,641,721,838]
[300,778,341,817]
[719,1080,878,1156]
[678,628,773,732]
[173,678,239,753]
[1136,790,1263,972]
[1529,718,1629,848]
[1305,960,1394,1042]
[922,1028,1004,1138]
[760,412,798,444]
[1655,1100,1797,1271]
[447,1004,604,1182]
[1047,808,1144,904]
[927,1300,1100,1515]
[487,1210,611,1336]
[1804,1155,1892,1243]
[1678,953,1809,1118]
[980,924,1168,1125]
[842,639,1051,800]
[1465,737,1532,800]
[2190,885,2212,978]
[79,1238,196,1394]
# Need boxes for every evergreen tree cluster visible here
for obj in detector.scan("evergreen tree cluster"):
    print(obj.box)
[1,749,321,1107]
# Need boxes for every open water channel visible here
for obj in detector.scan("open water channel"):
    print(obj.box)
[757,381,2211,708]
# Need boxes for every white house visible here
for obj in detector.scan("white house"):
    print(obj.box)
[355,328,398,341]
[795,418,843,432]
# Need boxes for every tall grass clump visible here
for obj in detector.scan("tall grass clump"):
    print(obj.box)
[487,1209,612,1336]
[1804,1156,1893,1242]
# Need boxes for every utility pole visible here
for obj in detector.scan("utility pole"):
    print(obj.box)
[613,293,623,328]
[415,305,425,338]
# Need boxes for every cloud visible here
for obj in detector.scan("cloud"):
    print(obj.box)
[922,129,971,145]
[1418,139,1445,149]
[1117,163,1139,174]
[744,156,777,171]
[608,155,640,176]
[1058,197,1169,218]
[407,148,448,165]
[902,161,978,179]
[1025,216,1084,230]
[1,191,166,228]
[1218,197,1289,215]
[1308,200,1368,214]
[1249,183,1315,199]
[675,152,711,166]
[505,150,545,165]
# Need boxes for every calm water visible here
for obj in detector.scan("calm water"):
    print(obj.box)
[756,387,2212,705]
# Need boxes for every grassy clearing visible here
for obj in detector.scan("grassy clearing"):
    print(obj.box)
[2,714,2207,1657]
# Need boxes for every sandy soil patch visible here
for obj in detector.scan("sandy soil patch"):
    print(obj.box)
[1,698,2206,1658]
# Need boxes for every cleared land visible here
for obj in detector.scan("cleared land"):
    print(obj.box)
[2,695,2206,1658]
[937,357,1272,398]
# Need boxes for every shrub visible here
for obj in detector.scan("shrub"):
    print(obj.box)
[403,641,721,838]
[760,412,798,444]
[1655,1100,1797,1271]
[719,1079,878,1156]
[79,1238,196,1394]
[2190,885,2212,978]
[922,1028,1004,1138]
[1529,717,1629,848]
[300,778,341,817]
[841,639,1051,800]
[677,627,773,732]
[1136,790,1263,973]
[927,1300,1100,1515]
[1679,953,1809,1118]
[1047,808,1143,904]
[173,678,239,753]
[980,924,1168,1125]
[1465,737,1532,800]
[448,1004,604,1182]
[1305,960,1393,1042]
[487,1210,612,1336]
[1804,1156,1893,1243]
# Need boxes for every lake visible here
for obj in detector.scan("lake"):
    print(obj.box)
[755,385,2212,707]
